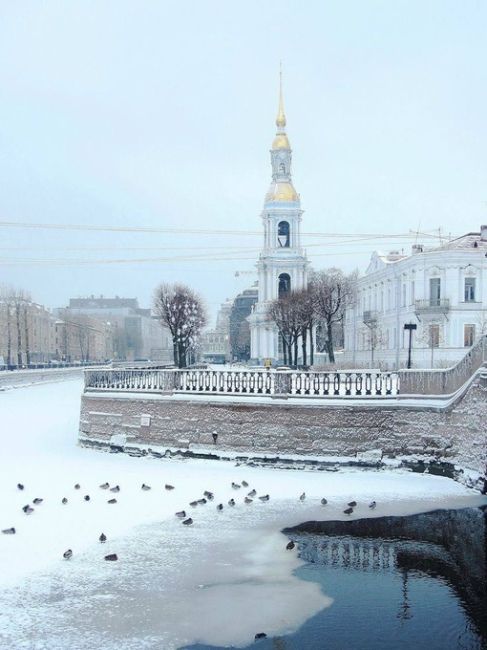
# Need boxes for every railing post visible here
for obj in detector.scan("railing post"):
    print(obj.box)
[274,369,291,397]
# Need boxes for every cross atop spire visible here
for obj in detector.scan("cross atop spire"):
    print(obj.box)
[276,62,286,130]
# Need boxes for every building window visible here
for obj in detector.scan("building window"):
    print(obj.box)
[429,324,440,348]
[402,284,406,307]
[411,280,415,304]
[464,324,475,347]
[429,278,441,306]
[278,273,291,299]
[277,221,290,248]
[464,277,476,302]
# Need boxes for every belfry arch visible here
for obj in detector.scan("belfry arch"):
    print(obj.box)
[278,273,291,299]
[278,221,290,247]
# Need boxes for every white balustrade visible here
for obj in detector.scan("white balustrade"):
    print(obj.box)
[84,368,399,397]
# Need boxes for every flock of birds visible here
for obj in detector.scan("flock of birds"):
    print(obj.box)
[2,480,378,563]
[2,478,379,644]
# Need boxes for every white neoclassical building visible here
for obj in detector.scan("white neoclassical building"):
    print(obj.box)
[248,77,308,364]
[343,227,487,369]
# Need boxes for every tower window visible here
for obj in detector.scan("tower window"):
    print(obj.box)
[279,162,286,174]
[277,221,290,248]
[278,273,291,299]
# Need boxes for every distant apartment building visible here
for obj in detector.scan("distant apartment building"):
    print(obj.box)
[54,312,113,363]
[343,226,487,369]
[66,296,171,362]
[0,295,56,366]
[229,286,259,361]
[200,299,232,363]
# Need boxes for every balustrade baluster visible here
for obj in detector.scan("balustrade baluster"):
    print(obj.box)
[333,373,340,395]
[365,373,372,395]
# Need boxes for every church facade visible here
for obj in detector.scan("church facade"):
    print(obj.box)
[248,78,309,364]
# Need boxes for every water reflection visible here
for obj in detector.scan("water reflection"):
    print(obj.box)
[189,506,487,650]
[286,505,487,641]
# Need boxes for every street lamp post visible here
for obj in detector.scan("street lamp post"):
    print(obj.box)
[404,322,417,369]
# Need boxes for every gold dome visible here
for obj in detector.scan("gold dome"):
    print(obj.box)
[272,133,290,150]
[265,181,298,203]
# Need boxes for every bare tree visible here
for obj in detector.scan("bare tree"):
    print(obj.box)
[153,283,207,368]
[0,287,31,367]
[310,269,357,364]
[267,292,307,368]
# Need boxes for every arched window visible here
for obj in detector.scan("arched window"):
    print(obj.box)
[278,273,291,299]
[277,221,290,248]
[279,162,286,174]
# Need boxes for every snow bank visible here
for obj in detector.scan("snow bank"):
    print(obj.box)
[0,379,485,649]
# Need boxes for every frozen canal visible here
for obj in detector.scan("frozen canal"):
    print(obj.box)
[0,379,485,649]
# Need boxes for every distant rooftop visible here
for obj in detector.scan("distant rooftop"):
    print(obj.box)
[69,296,139,309]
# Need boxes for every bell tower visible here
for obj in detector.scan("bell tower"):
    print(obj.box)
[248,69,308,363]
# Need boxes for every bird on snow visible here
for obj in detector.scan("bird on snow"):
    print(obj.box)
[175,510,186,518]
[110,485,120,493]
[197,498,207,505]
[321,498,328,505]
[165,484,175,491]
[348,501,357,508]
[32,498,43,505]
[299,492,306,501]
[248,489,257,497]
[255,633,267,640]
[99,482,110,490]
[182,518,193,526]
[232,482,241,489]
[189,500,198,507]
[22,505,34,515]
[17,483,24,491]
[203,491,214,500]
[244,497,253,504]
[258,494,270,502]
[343,507,354,515]
[62,497,68,505]
[104,553,118,561]
[74,484,80,490]
[63,549,73,560]
[242,480,249,487]
[141,483,151,491]
[107,498,117,504]
[84,495,90,502]
[99,533,107,543]
[286,541,295,550]
[216,503,223,511]
[369,501,377,509]
[2,527,15,535]
[228,498,235,507]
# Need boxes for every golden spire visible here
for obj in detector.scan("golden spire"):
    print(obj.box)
[276,62,286,129]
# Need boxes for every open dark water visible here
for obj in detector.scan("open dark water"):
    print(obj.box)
[186,506,487,650]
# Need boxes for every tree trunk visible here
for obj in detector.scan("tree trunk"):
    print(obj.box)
[172,337,179,366]
[6,306,11,366]
[327,322,335,363]
[301,327,307,367]
[23,306,30,366]
[178,342,186,368]
[16,304,22,367]
[282,333,287,365]
[293,335,298,369]
[309,322,314,367]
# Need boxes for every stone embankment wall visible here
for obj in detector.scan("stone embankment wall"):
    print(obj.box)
[79,373,487,488]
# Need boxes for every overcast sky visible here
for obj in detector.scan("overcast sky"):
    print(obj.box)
[0,1,486,323]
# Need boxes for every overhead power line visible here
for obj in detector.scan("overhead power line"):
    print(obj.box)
[0,219,448,240]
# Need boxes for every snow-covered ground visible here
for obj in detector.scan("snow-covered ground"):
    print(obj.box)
[0,379,485,649]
